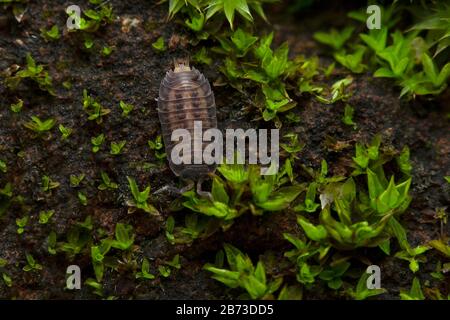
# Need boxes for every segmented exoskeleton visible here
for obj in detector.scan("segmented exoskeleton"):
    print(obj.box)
[157,60,217,195]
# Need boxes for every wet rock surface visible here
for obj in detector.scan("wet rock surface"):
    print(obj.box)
[0,0,448,299]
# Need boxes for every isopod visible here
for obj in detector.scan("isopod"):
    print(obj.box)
[157,59,217,194]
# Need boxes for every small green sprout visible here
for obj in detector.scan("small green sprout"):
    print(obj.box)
[366,169,412,215]
[91,241,111,282]
[294,160,342,212]
[119,101,134,117]
[193,47,212,65]
[0,182,12,198]
[165,216,176,244]
[260,44,292,118]
[110,140,126,155]
[296,56,322,94]
[91,133,105,153]
[185,10,205,32]
[279,158,294,183]
[316,76,353,104]
[296,216,327,242]
[183,191,238,220]
[334,46,366,73]
[10,99,23,113]
[400,277,425,300]
[318,261,351,290]
[158,265,171,277]
[83,35,94,50]
[166,254,182,270]
[387,215,430,272]
[42,175,60,193]
[359,28,388,53]
[285,232,320,283]
[152,36,166,52]
[39,210,55,224]
[85,278,104,297]
[58,124,72,140]
[324,62,335,77]
[110,223,135,250]
[78,191,88,206]
[2,273,12,287]
[136,258,155,280]
[204,244,282,299]
[5,53,55,95]
[342,104,357,129]
[231,28,259,56]
[60,226,90,257]
[428,239,450,259]
[430,260,446,281]
[158,265,172,278]
[0,160,6,173]
[70,173,85,187]
[158,254,181,278]
[313,27,354,50]
[396,146,412,176]
[98,171,118,190]
[373,30,414,78]
[346,272,386,300]
[24,116,56,135]
[280,133,304,155]
[23,253,43,272]
[164,214,213,245]
[16,216,28,234]
[126,176,159,215]
[40,25,60,41]
[352,135,382,170]
[294,182,320,213]
[47,231,57,255]
[77,215,93,230]
[1,260,10,287]
[395,245,430,273]
[83,90,111,124]
[101,46,113,57]
[400,53,450,97]
[148,135,166,160]
[284,112,301,124]
[277,285,303,300]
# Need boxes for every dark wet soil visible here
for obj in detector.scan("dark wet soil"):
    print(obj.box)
[0,0,448,299]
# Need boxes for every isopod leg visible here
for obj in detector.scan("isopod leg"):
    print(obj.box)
[196,178,213,202]
[153,180,194,196]
[179,180,195,194]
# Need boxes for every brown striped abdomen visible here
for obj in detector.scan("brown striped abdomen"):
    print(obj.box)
[157,66,217,180]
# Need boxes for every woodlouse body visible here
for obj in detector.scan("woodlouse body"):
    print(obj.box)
[157,62,217,180]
